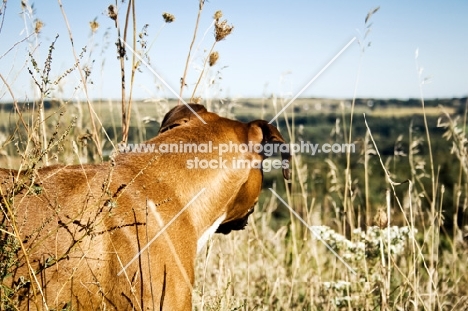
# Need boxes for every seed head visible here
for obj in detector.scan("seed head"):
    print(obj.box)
[108,5,117,21]
[34,19,44,34]
[214,19,233,42]
[213,10,223,21]
[209,51,219,66]
[89,19,99,33]
[162,12,175,23]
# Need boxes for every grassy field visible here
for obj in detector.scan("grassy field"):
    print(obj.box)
[1,97,468,310]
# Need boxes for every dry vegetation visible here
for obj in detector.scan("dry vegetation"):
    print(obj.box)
[1,1,468,310]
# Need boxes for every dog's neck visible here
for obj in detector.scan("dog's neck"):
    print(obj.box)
[197,213,226,253]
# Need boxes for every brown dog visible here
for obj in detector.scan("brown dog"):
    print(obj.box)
[0,104,290,310]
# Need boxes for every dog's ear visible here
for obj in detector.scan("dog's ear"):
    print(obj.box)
[247,120,291,180]
[159,104,208,133]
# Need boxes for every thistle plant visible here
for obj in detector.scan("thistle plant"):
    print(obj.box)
[190,11,233,102]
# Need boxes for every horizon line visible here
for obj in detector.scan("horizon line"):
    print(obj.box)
[1,95,467,105]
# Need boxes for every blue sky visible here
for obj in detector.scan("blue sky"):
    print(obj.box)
[0,0,467,102]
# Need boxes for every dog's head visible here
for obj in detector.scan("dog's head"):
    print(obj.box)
[159,104,211,133]
[158,103,291,234]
